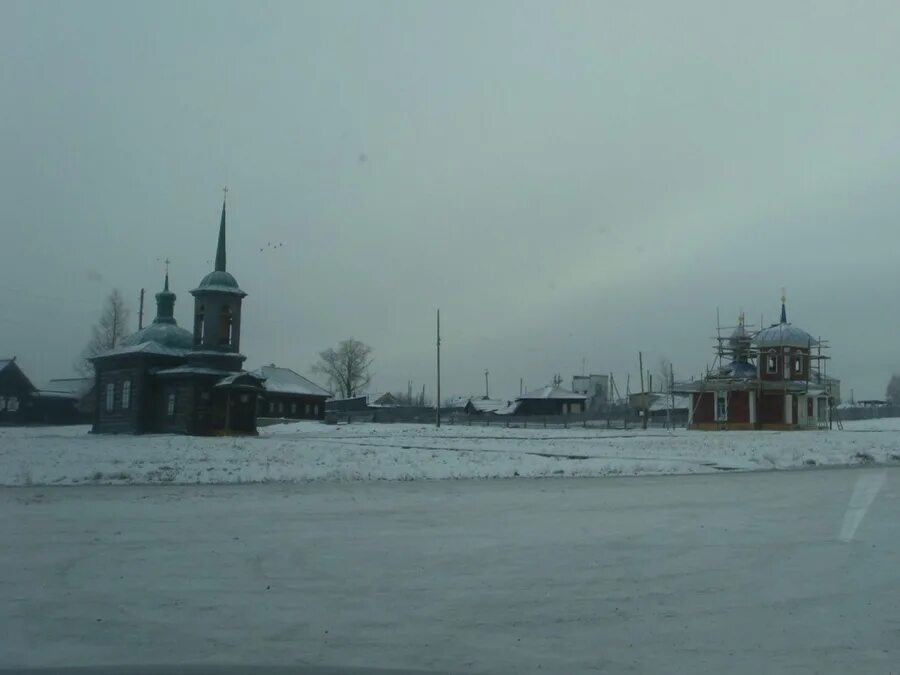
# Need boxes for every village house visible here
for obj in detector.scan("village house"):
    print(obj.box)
[0,359,89,425]
[253,364,330,420]
[497,384,587,416]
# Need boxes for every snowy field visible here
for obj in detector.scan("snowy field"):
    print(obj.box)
[2,418,900,486]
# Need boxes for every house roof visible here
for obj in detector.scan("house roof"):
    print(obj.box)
[42,377,93,397]
[92,341,190,360]
[519,385,587,401]
[465,397,507,413]
[250,365,331,398]
[0,357,36,392]
[155,365,234,377]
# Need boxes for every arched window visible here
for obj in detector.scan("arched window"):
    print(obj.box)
[219,305,233,346]
[196,305,205,343]
[766,349,777,374]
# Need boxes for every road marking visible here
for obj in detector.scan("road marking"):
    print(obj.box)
[838,470,887,542]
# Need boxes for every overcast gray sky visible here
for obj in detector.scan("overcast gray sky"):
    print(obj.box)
[3,0,900,401]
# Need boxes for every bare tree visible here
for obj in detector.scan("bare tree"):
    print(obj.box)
[313,339,373,399]
[77,289,131,375]
[886,374,900,404]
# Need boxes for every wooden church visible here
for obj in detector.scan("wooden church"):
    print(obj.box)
[90,198,265,435]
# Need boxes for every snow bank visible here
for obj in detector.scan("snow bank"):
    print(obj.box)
[1,418,899,486]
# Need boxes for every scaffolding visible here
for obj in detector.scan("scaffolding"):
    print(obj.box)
[675,311,834,430]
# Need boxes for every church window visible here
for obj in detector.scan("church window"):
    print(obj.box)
[313,404,319,416]
[219,306,233,346]
[196,306,205,343]
[7,396,18,412]
[305,403,311,416]
[0,398,6,411]
[766,350,777,373]
[715,392,728,421]
[167,392,176,417]
[291,403,297,415]
[793,354,804,374]
[122,380,131,410]
[105,383,114,411]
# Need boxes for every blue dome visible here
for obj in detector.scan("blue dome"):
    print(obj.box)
[753,323,817,349]
[121,322,193,351]
[192,270,246,296]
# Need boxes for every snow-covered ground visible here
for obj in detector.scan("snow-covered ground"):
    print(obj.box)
[2,417,900,486]
[3,468,899,672]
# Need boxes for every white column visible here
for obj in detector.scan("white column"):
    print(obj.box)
[749,392,757,424]
[784,394,792,425]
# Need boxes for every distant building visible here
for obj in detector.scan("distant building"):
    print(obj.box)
[463,397,508,415]
[325,396,370,413]
[572,374,608,412]
[0,359,89,425]
[676,300,835,430]
[44,377,94,419]
[253,365,330,420]
[372,392,401,407]
[90,198,265,435]
[0,358,34,425]
[498,385,587,416]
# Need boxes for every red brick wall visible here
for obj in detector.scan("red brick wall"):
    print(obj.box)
[692,393,714,423]
[758,393,784,424]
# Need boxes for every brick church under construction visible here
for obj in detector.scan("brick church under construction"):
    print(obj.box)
[677,298,838,431]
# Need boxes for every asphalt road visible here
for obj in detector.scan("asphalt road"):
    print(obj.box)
[2,467,898,674]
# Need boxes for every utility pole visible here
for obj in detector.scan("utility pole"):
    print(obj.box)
[436,309,441,427]
[484,369,489,399]
[639,351,647,429]
[670,362,676,429]
[138,288,145,330]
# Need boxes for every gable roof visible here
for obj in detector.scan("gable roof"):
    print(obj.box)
[251,365,331,398]
[0,357,36,392]
[465,397,507,413]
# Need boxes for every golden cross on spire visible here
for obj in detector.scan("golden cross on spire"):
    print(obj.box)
[222,185,228,203]
[164,257,170,275]
[781,287,786,304]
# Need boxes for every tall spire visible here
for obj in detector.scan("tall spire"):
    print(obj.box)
[154,265,176,324]
[780,288,787,324]
[214,191,227,272]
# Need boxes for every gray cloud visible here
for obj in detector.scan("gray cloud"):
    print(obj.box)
[2,0,899,402]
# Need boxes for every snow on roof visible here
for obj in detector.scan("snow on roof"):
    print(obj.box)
[41,378,93,397]
[33,390,79,400]
[493,401,522,415]
[466,397,507,413]
[753,323,818,349]
[0,358,13,371]
[155,365,234,377]
[215,372,265,389]
[519,385,587,401]
[250,365,331,398]
[93,341,190,359]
